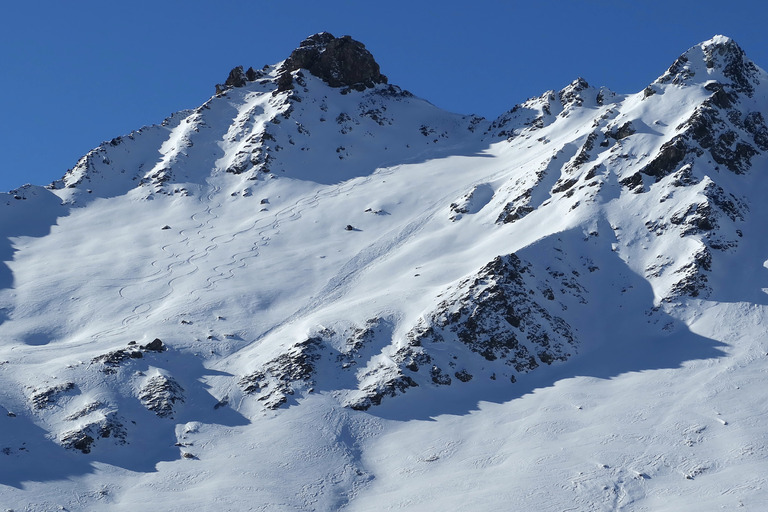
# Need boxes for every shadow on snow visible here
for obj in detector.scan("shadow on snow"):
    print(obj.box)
[361,222,729,422]
[0,346,249,488]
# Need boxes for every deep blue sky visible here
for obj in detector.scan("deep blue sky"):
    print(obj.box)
[1,0,766,192]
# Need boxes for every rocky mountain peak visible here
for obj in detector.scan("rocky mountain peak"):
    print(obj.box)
[658,35,761,95]
[558,77,593,108]
[277,32,388,92]
[700,35,761,95]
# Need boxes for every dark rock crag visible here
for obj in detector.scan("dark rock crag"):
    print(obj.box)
[139,375,185,418]
[217,32,388,95]
[277,32,388,92]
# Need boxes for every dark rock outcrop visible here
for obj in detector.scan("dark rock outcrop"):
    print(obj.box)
[658,36,760,96]
[141,338,165,352]
[139,375,184,418]
[558,78,591,111]
[245,66,260,82]
[92,348,143,370]
[667,246,713,300]
[409,254,576,372]
[277,32,387,92]
[225,66,248,88]
[606,121,636,141]
[633,71,762,188]
[703,37,760,96]
[497,198,534,224]
[347,374,418,411]
[30,382,76,409]
[60,412,127,454]
[239,337,322,409]
[639,137,691,182]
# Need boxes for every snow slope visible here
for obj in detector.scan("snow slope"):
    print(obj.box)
[2,33,768,510]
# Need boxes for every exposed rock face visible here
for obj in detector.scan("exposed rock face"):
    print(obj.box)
[622,41,765,193]
[245,66,260,81]
[667,245,712,299]
[141,338,166,352]
[496,192,534,224]
[90,339,169,374]
[60,412,127,454]
[277,32,388,92]
[30,382,76,409]
[235,262,578,412]
[339,253,581,409]
[92,348,143,370]
[225,66,248,88]
[658,36,761,96]
[139,375,184,418]
[606,121,636,141]
[218,66,264,94]
[239,337,322,409]
[347,373,418,411]
[409,254,576,370]
[702,37,761,96]
[558,78,591,110]
[240,320,406,411]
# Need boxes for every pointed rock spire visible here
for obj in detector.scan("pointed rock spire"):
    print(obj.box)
[224,66,248,88]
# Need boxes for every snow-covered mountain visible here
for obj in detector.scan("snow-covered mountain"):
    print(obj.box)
[3,33,768,510]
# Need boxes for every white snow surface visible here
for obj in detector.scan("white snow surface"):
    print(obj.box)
[2,36,768,510]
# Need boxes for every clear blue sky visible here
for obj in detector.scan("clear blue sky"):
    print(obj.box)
[1,0,766,192]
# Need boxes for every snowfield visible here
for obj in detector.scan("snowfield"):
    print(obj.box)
[2,33,768,510]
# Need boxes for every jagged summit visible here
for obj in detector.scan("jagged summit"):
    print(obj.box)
[217,32,388,95]
[656,35,762,95]
[277,32,387,92]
